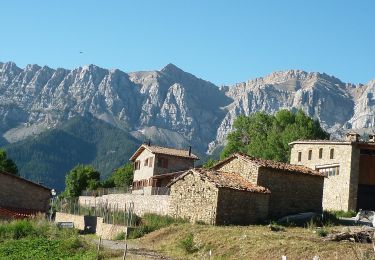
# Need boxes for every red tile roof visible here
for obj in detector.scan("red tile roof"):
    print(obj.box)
[130,144,199,161]
[213,153,324,177]
[168,168,270,194]
[0,207,43,219]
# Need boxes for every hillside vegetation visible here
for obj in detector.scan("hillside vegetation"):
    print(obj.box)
[3,116,140,191]
[139,224,375,259]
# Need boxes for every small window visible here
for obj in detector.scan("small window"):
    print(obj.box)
[134,160,141,170]
[330,148,334,159]
[319,148,323,159]
[144,158,149,166]
[148,157,153,167]
[157,157,169,168]
[298,152,302,162]
[308,150,312,160]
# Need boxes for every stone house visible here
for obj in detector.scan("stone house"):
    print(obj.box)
[212,153,325,218]
[290,132,375,211]
[130,144,199,195]
[0,171,51,219]
[168,168,270,225]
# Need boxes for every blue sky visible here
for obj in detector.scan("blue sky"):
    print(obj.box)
[1,0,374,85]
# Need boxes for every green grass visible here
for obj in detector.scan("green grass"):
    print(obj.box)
[0,219,108,260]
[328,210,357,218]
[128,214,187,239]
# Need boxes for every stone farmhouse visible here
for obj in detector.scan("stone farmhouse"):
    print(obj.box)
[211,153,324,218]
[129,144,199,195]
[168,168,270,225]
[0,171,51,219]
[290,132,375,211]
[167,153,324,224]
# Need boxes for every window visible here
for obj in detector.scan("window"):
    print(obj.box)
[148,157,153,167]
[134,160,141,170]
[330,148,334,159]
[144,158,149,166]
[308,150,312,160]
[317,165,340,177]
[298,152,302,162]
[319,148,323,159]
[157,157,169,168]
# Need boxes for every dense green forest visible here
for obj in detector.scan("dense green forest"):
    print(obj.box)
[2,116,140,192]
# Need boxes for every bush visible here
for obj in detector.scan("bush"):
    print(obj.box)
[179,233,199,253]
[128,214,187,239]
[316,228,329,237]
[114,232,126,240]
[329,210,356,218]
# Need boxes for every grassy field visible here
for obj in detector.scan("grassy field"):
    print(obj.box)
[0,218,121,260]
[138,223,375,260]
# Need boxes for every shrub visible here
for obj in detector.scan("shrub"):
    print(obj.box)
[114,232,126,240]
[179,233,198,253]
[329,210,356,218]
[316,228,329,237]
[128,214,187,239]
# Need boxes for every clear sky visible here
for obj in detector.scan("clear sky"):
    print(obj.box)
[1,0,374,85]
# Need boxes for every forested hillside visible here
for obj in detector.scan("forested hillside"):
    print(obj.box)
[3,116,140,191]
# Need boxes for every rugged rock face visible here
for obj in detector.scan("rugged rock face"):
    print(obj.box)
[0,61,374,154]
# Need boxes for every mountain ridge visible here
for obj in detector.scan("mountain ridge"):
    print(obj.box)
[1,61,375,156]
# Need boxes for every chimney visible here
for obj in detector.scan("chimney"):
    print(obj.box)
[188,146,192,156]
[148,139,151,146]
[369,134,375,143]
[346,132,360,142]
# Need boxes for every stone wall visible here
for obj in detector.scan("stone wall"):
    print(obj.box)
[96,217,127,240]
[257,168,324,218]
[0,172,51,212]
[216,188,269,225]
[290,143,356,211]
[213,157,260,184]
[79,194,170,216]
[55,212,86,230]
[169,172,219,224]
[55,212,126,240]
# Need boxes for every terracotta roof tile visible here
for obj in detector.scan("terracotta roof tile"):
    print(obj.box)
[213,153,324,177]
[130,144,199,161]
[0,207,43,219]
[169,168,270,194]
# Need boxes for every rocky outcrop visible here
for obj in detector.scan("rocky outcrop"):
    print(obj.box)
[0,61,374,154]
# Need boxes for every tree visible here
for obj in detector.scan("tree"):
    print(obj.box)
[64,165,101,197]
[0,149,18,175]
[202,158,218,169]
[221,109,329,162]
[103,163,133,188]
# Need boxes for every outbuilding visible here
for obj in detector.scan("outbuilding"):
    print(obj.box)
[168,168,270,225]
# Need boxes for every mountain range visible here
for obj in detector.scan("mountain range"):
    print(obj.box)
[1,61,374,189]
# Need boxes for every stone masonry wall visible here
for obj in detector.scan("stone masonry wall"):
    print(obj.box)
[0,173,51,212]
[55,212,86,230]
[79,194,170,216]
[214,157,260,184]
[290,143,356,211]
[216,188,269,225]
[169,173,218,224]
[257,168,324,218]
[55,213,126,239]
[96,217,127,240]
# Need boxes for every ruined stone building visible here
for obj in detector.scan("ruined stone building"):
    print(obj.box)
[130,144,199,195]
[0,171,51,219]
[168,168,270,225]
[212,153,324,218]
[290,132,375,211]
